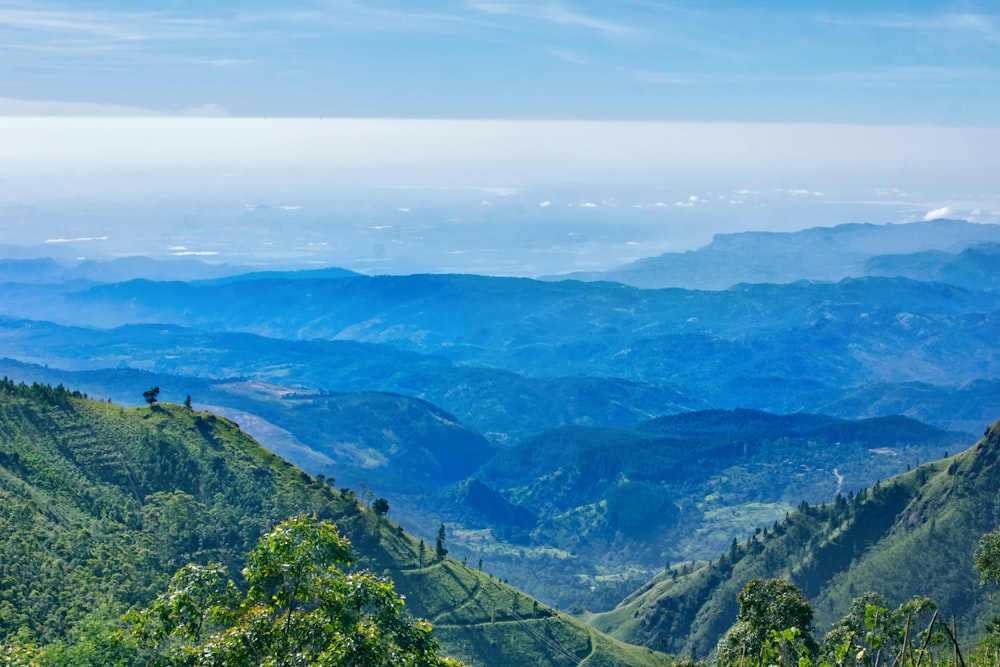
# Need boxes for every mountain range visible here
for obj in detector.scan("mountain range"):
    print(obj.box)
[0,218,998,660]
[553,219,1000,289]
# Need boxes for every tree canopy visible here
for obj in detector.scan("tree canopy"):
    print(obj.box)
[715,578,817,667]
[143,386,161,405]
[129,514,463,666]
[975,526,1000,588]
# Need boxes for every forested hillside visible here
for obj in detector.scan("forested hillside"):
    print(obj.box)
[0,381,668,666]
[443,410,967,610]
[590,419,1000,658]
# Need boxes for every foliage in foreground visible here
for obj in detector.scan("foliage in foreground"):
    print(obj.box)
[712,571,1000,667]
[6,515,463,666]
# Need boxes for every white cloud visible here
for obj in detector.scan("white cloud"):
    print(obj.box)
[581,201,598,208]
[538,200,551,207]
[172,250,219,256]
[923,206,953,220]
[44,235,108,243]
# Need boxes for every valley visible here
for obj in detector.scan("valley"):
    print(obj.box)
[0,219,999,664]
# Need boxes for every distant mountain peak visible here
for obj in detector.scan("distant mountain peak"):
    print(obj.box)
[548,219,1000,290]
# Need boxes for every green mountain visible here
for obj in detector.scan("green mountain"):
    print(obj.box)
[588,419,1000,658]
[444,410,967,609]
[0,380,668,666]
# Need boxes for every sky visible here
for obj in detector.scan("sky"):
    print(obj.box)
[1,1,999,274]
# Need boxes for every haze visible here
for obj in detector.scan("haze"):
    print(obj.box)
[1,1,999,275]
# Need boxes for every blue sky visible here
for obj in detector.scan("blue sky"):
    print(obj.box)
[1,0,998,124]
[1,2,999,274]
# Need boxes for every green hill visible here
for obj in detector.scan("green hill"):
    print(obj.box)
[453,411,967,610]
[588,419,1000,659]
[0,379,668,666]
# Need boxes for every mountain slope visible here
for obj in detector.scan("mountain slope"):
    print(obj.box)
[0,381,668,666]
[0,320,706,444]
[589,419,1000,658]
[866,243,1000,291]
[452,410,967,607]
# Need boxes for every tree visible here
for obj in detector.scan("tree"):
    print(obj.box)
[373,497,390,517]
[435,523,448,560]
[716,578,817,667]
[129,514,463,666]
[183,395,192,410]
[143,386,160,406]
[972,528,1000,667]
[822,592,936,667]
[975,526,1000,587]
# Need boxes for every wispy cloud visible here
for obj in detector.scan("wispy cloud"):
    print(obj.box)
[0,5,238,48]
[547,48,591,65]
[818,11,1000,40]
[466,1,638,38]
[284,1,495,33]
[0,7,149,41]
[0,96,228,117]
[0,5,238,64]
[631,64,1000,89]
[823,65,1000,85]
[0,96,156,116]
[44,235,108,243]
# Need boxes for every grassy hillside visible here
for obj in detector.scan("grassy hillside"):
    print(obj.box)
[0,379,668,666]
[589,419,1000,659]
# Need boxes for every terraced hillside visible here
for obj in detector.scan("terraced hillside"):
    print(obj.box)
[0,380,667,666]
